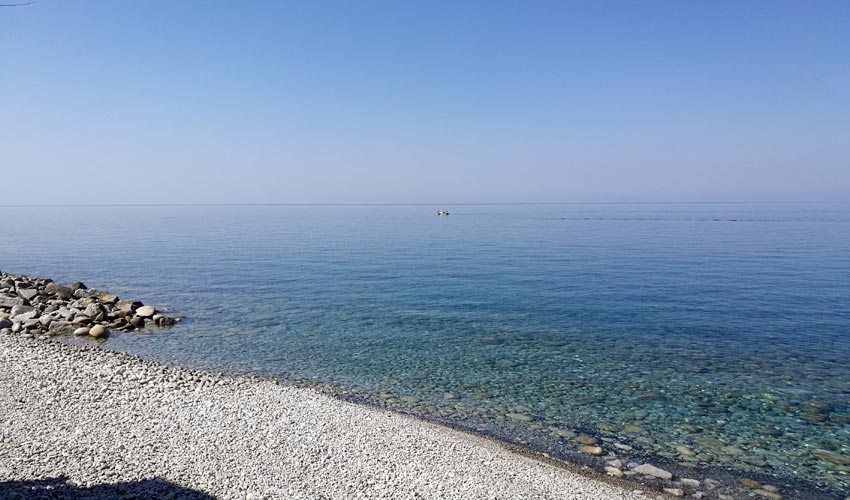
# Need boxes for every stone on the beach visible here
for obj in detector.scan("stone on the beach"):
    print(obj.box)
[754,490,783,500]
[73,327,91,336]
[0,296,25,308]
[605,466,624,477]
[0,318,12,329]
[130,316,146,328]
[739,478,760,488]
[11,322,22,333]
[136,305,157,318]
[72,315,91,325]
[45,282,74,299]
[607,459,623,468]
[633,463,673,480]
[575,435,598,445]
[117,299,143,313]
[88,324,108,338]
[10,305,34,316]
[70,281,87,291]
[579,445,603,455]
[681,478,700,488]
[13,309,39,322]
[663,488,684,497]
[84,302,102,317]
[614,443,633,451]
[99,292,119,304]
[48,321,74,333]
[16,287,39,301]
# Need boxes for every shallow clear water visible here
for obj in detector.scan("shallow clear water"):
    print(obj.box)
[2,203,849,496]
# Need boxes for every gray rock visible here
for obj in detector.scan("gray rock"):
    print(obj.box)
[70,281,87,291]
[0,296,26,308]
[663,488,684,497]
[0,318,12,329]
[116,299,143,313]
[45,282,74,299]
[11,322,22,333]
[632,463,673,480]
[10,305,35,316]
[16,288,39,301]
[605,466,624,478]
[73,327,91,336]
[99,292,119,304]
[83,303,103,318]
[48,321,74,334]
[136,305,157,318]
[88,324,108,338]
[157,316,176,327]
[13,310,39,322]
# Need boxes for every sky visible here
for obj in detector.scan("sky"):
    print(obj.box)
[1,1,849,204]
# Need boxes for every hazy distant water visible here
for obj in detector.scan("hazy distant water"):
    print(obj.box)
[2,203,849,496]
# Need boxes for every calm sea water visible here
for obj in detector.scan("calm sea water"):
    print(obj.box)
[2,203,849,496]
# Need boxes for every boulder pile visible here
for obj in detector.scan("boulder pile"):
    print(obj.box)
[0,272,179,340]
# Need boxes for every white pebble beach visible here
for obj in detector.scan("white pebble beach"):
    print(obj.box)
[0,334,648,500]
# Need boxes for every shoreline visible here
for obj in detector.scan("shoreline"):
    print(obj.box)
[1,333,651,500]
[0,274,844,499]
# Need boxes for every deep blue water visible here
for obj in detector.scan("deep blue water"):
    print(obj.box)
[2,203,849,495]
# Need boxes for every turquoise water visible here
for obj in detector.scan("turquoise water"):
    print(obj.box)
[2,203,849,497]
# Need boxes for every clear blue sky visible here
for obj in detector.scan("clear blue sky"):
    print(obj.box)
[1,1,848,204]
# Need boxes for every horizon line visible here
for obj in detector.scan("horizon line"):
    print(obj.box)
[0,200,840,208]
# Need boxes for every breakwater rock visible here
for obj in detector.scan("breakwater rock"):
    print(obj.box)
[0,272,179,340]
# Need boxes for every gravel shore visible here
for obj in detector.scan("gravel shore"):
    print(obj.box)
[0,334,647,500]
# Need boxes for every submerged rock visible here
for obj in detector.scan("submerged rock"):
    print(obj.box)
[632,463,673,480]
[579,445,603,455]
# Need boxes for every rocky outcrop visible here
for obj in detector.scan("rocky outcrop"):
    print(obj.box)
[0,272,180,340]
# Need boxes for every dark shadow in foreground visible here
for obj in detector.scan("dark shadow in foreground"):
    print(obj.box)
[0,476,216,499]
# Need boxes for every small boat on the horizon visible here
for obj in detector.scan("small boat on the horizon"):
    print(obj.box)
[437,210,450,216]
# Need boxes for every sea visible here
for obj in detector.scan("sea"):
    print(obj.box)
[2,203,848,498]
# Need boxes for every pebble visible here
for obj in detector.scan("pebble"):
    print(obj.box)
[575,435,598,445]
[88,325,108,339]
[579,446,603,456]
[662,488,684,497]
[739,478,760,488]
[605,466,624,477]
[632,464,673,480]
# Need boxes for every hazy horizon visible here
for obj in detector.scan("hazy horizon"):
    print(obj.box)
[2,1,848,204]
